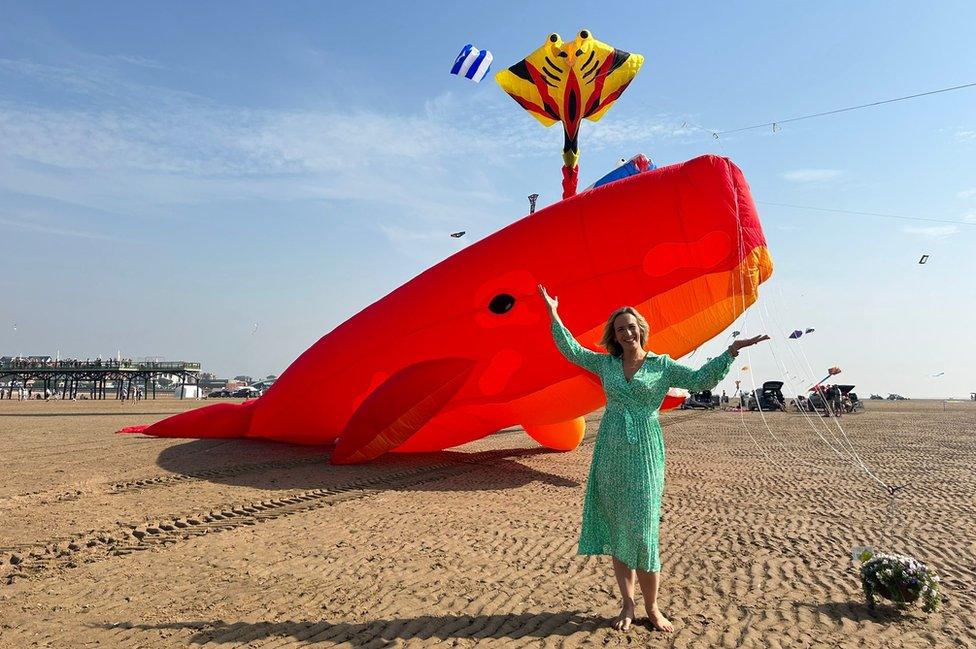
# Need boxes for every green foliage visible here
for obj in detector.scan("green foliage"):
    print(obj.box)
[859,552,941,613]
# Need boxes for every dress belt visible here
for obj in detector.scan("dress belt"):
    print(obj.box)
[606,402,656,444]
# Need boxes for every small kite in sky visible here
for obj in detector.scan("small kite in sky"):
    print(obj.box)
[450,44,493,83]
[805,327,815,333]
[450,231,466,238]
[811,366,843,389]
[919,254,929,264]
[731,330,741,338]
[788,329,803,339]
[931,372,945,378]
[251,323,259,335]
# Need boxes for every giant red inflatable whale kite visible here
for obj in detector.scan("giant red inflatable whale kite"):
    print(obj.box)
[123,155,773,463]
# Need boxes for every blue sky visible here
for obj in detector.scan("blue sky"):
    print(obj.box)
[1,1,974,398]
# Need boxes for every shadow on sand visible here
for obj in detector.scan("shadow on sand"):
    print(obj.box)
[154,437,580,493]
[794,599,915,622]
[98,611,604,644]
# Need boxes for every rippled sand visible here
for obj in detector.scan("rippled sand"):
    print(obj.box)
[1,397,973,647]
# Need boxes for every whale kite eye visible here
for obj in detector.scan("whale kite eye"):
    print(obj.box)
[579,30,590,39]
[549,33,559,43]
[488,294,516,314]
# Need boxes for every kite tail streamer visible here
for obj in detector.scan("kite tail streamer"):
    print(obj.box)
[561,165,579,199]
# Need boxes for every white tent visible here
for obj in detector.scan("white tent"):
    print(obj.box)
[174,385,201,399]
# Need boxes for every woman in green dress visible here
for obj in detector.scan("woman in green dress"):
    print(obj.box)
[539,285,767,632]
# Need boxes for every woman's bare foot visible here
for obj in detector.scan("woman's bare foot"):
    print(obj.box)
[645,603,674,633]
[612,598,636,631]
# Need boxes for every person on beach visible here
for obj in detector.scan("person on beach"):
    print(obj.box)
[827,384,843,417]
[539,284,768,633]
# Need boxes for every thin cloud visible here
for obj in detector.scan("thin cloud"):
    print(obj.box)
[0,55,689,179]
[958,188,976,200]
[902,225,959,238]
[375,224,473,263]
[0,55,693,242]
[0,51,698,282]
[376,224,460,243]
[104,54,167,69]
[781,169,843,183]
[0,58,110,94]
[0,216,121,241]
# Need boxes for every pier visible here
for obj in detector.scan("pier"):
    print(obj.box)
[0,358,201,400]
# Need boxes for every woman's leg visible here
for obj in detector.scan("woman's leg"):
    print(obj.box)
[611,557,637,631]
[636,570,674,632]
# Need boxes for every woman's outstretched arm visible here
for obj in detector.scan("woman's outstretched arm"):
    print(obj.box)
[664,352,735,391]
[539,284,604,374]
[665,334,769,390]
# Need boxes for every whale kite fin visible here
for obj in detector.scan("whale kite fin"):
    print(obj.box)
[522,417,586,451]
[331,358,477,464]
[117,400,257,439]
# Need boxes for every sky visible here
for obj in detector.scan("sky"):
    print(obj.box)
[1,1,974,398]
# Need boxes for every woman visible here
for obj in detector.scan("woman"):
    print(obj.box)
[539,285,767,632]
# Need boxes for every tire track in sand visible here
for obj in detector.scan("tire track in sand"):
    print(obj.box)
[0,443,588,586]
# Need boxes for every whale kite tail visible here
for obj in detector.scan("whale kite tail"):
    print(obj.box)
[119,399,257,439]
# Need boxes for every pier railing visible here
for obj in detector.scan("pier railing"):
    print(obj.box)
[0,359,201,372]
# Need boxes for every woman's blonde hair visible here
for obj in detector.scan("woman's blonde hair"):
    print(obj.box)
[600,307,650,357]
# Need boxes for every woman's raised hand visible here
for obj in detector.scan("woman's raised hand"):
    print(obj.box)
[730,334,770,354]
[538,284,558,313]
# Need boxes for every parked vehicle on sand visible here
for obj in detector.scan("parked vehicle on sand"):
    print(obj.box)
[681,389,718,410]
[746,381,787,411]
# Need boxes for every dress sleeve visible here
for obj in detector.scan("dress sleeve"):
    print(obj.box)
[665,350,734,391]
[550,318,604,374]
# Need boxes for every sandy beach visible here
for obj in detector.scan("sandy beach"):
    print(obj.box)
[0,398,973,647]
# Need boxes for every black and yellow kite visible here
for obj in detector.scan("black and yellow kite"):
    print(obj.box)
[496,30,644,199]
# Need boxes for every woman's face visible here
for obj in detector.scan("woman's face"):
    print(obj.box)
[613,312,642,349]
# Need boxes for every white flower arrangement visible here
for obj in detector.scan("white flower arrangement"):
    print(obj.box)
[858,549,941,613]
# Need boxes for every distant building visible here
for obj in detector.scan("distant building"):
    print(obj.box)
[252,378,276,391]
[198,376,228,390]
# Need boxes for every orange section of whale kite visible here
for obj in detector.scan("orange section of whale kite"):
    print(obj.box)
[121,155,773,463]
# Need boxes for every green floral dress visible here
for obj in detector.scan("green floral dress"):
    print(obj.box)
[550,318,734,572]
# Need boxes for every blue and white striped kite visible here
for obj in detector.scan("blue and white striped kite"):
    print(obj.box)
[450,44,493,83]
